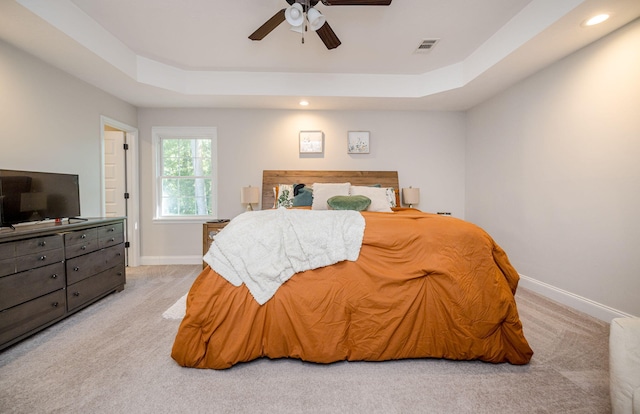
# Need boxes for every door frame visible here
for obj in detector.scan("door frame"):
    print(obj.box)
[100,116,140,267]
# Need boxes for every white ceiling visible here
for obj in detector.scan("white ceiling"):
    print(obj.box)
[0,0,639,111]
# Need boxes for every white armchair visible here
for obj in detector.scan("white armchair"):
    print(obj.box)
[610,317,640,413]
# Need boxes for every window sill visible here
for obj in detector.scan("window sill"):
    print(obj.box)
[152,216,214,224]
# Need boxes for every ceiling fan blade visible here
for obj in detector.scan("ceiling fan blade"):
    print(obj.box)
[248,9,286,41]
[316,22,341,50]
[321,0,392,5]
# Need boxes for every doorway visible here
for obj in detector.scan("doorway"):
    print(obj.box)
[104,128,126,218]
[100,116,140,267]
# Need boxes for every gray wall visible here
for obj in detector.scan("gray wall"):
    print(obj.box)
[0,39,137,217]
[137,108,466,264]
[466,19,640,317]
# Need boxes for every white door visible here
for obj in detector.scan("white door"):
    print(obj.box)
[104,130,127,218]
[101,117,139,267]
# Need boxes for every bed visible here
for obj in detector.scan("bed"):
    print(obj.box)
[171,170,533,369]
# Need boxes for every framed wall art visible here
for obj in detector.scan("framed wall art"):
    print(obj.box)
[299,131,324,154]
[347,131,370,154]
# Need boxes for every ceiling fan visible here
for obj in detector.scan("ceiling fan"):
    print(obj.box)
[249,0,393,50]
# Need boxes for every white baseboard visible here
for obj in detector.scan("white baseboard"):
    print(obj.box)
[518,274,634,323]
[139,255,202,266]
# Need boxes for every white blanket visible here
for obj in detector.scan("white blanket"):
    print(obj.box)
[203,208,365,305]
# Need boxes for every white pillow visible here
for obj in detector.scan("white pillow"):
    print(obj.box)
[349,186,393,212]
[311,183,351,210]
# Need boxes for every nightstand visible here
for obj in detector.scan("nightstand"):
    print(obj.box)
[202,220,230,268]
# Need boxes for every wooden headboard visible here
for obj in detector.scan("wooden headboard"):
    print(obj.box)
[261,170,399,209]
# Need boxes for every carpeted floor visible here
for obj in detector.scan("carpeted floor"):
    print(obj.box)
[0,265,611,414]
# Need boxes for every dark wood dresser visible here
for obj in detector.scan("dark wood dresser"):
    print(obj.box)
[0,218,126,351]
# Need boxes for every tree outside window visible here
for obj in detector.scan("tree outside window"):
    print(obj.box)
[152,127,217,221]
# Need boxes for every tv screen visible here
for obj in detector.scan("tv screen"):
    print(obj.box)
[0,169,81,226]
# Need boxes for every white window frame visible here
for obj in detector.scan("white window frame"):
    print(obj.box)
[151,126,218,223]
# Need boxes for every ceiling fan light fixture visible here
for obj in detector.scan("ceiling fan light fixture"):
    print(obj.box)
[285,3,304,26]
[307,8,326,31]
[250,0,392,49]
[290,24,304,33]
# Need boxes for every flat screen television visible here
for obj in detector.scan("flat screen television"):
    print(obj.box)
[0,169,81,227]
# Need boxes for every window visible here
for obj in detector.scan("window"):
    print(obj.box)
[152,127,217,221]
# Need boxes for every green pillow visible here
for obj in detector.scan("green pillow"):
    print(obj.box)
[292,186,313,207]
[327,195,371,211]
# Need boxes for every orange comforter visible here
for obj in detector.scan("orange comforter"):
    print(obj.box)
[172,209,533,369]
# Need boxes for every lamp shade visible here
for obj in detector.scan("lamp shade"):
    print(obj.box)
[307,8,326,31]
[241,186,260,205]
[285,3,304,26]
[402,187,420,206]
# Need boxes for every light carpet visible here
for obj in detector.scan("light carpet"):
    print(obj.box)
[0,265,611,414]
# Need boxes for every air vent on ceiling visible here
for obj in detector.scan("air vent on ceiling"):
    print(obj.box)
[414,39,439,54]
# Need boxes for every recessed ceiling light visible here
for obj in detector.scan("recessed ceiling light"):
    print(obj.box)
[299,100,309,106]
[583,13,610,27]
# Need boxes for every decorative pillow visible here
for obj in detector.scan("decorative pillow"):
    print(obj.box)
[292,186,313,207]
[274,184,296,208]
[365,185,396,207]
[311,183,351,210]
[327,195,371,211]
[349,185,393,212]
[385,187,397,208]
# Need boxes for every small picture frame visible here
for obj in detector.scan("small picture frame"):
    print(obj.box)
[347,131,370,154]
[299,131,324,154]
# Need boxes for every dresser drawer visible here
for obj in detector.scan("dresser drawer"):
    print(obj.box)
[65,244,124,285]
[64,227,98,246]
[98,223,124,248]
[98,222,123,238]
[67,264,125,312]
[0,262,65,310]
[99,230,124,249]
[15,234,63,256]
[65,238,99,259]
[0,258,15,277]
[0,242,14,260]
[15,247,64,273]
[0,289,66,346]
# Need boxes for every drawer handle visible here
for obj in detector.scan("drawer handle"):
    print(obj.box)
[110,237,115,242]
[73,292,80,297]
[108,227,115,232]
[51,274,58,279]
[81,234,87,239]
[73,266,79,271]
[117,272,123,276]
[39,241,47,247]
[39,255,47,261]
[52,301,59,307]
[81,245,87,250]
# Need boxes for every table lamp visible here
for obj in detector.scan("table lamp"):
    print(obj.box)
[402,187,420,208]
[241,186,260,211]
